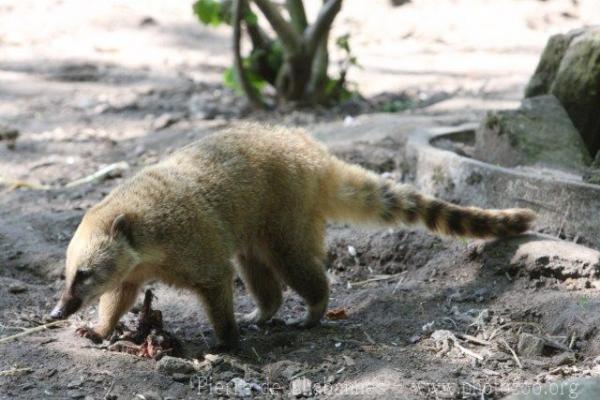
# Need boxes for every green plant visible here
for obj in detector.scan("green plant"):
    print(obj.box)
[193,0,354,106]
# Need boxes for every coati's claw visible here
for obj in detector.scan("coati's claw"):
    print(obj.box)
[239,309,271,325]
[75,326,104,344]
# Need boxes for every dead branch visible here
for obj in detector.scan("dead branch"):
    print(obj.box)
[0,320,69,344]
[498,338,523,369]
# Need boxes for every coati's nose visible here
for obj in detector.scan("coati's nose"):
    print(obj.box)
[49,304,65,320]
[49,293,82,320]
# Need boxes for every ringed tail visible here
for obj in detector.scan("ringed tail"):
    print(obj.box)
[324,158,536,238]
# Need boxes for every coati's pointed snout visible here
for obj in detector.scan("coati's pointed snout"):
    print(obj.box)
[49,291,82,320]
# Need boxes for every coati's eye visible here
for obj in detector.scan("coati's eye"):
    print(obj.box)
[74,269,93,283]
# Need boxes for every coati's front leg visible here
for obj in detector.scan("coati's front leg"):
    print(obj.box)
[76,282,140,343]
[195,271,240,351]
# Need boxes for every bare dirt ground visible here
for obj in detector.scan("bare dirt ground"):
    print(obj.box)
[1,1,600,399]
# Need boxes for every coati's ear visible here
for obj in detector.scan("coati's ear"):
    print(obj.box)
[110,213,134,243]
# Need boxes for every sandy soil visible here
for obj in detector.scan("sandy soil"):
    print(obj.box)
[2,0,600,399]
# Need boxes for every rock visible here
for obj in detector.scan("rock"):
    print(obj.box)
[66,390,85,399]
[475,95,592,172]
[525,26,600,157]
[52,63,103,82]
[263,360,302,383]
[502,377,600,399]
[525,30,579,97]
[155,356,195,375]
[231,377,250,397]
[137,392,162,400]
[516,333,545,357]
[152,113,181,130]
[139,16,158,26]
[507,238,600,281]
[8,283,27,294]
[329,137,401,173]
[583,151,600,184]
[0,124,19,150]
[408,335,421,344]
[171,373,190,383]
[290,377,313,398]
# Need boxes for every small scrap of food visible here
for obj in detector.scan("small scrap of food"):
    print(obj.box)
[106,289,180,359]
[325,307,349,320]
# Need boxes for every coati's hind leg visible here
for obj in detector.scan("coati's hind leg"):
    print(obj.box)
[236,250,283,324]
[194,267,240,350]
[268,223,329,328]
[77,282,140,342]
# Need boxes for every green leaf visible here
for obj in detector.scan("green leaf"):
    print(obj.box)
[223,67,237,90]
[193,0,223,26]
[223,61,267,95]
[335,34,351,53]
[243,9,258,26]
[265,40,284,71]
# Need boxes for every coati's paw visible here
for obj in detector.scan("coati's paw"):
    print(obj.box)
[75,326,104,344]
[239,309,270,325]
[210,338,240,353]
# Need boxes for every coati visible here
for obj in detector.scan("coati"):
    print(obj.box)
[50,123,536,349]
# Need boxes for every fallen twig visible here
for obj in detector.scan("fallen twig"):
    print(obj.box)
[362,329,376,345]
[0,367,32,377]
[456,332,492,346]
[432,330,484,361]
[104,377,116,400]
[488,322,542,341]
[0,320,69,344]
[498,338,523,369]
[349,273,403,288]
[65,161,129,188]
[0,177,49,191]
[391,273,407,294]
[1,161,129,191]
[454,341,484,361]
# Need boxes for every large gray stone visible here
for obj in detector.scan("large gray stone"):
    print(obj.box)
[475,95,591,173]
[525,29,585,97]
[407,124,600,250]
[525,26,600,157]
[503,377,600,400]
[583,151,600,184]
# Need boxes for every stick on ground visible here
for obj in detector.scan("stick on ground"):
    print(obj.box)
[0,320,69,344]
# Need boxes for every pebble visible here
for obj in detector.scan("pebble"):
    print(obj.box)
[290,377,313,398]
[517,333,545,357]
[171,373,190,383]
[152,113,180,130]
[8,284,27,294]
[67,390,85,399]
[231,377,255,397]
[155,356,196,375]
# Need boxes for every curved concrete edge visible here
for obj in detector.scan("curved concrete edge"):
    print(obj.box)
[406,125,600,250]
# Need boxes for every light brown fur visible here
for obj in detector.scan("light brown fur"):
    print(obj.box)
[51,123,536,349]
